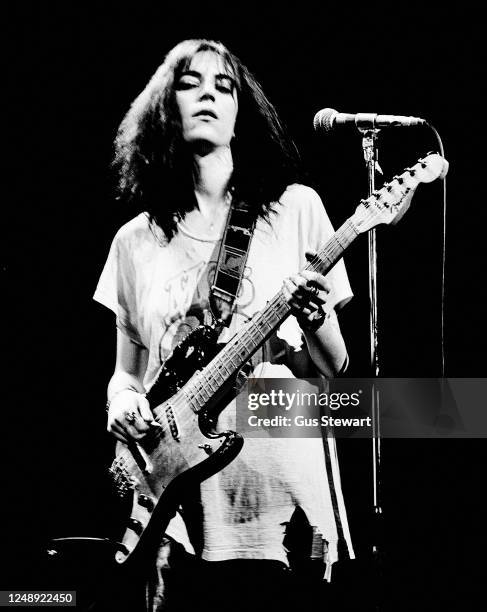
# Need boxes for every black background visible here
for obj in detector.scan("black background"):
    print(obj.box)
[3,2,486,610]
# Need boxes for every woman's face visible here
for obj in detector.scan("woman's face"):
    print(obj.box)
[174,51,238,149]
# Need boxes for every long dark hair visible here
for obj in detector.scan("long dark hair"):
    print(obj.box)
[113,39,303,241]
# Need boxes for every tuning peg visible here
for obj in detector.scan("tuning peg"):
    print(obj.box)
[392,175,404,184]
[405,167,416,176]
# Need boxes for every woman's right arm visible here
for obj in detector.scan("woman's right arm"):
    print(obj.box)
[106,329,154,443]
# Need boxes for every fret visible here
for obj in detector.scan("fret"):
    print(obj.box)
[333,229,350,249]
[186,384,205,412]
[217,366,228,383]
[204,371,219,393]
[311,227,355,275]
[277,292,289,311]
[179,386,193,405]
[212,369,227,389]
[346,218,360,237]
[257,308,273,332]
[237,343,249,360]
[273,294,289,319]
[313,250,334,272]
[241,330,258,350]
[266,298,282,323]
[339,223,356,242]
[252,320,267,340]
[216,357,232,377]
[187,395,200,413]
[196,379,211,402]
[222,342,240,371]
[226,350,240,369]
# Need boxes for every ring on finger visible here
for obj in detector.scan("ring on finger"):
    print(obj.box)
[126,410,137,424]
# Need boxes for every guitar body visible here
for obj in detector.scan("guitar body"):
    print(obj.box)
[109,324,244,565]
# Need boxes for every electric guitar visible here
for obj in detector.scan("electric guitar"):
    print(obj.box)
[108,153,448,569]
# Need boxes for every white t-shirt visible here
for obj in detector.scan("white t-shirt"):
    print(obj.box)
[94,184,355,579]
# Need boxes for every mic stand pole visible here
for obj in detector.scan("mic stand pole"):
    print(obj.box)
[359,128,383,604]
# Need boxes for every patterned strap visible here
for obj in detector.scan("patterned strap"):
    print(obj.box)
[210,200,256,327]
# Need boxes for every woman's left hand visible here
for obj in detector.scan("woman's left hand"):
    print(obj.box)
[282,269,331,332]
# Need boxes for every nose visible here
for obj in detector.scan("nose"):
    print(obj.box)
[199,78,216,101]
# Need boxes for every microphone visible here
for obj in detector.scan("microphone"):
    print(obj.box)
[313,108,427,132]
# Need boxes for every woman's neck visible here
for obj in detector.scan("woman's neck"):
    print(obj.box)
[192,145,233,214]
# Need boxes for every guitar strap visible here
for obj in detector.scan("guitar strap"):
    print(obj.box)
[209,198,256,327]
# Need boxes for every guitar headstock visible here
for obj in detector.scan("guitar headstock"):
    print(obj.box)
[352,153,449,233]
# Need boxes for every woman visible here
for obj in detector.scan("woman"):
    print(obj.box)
[95,39,354,611]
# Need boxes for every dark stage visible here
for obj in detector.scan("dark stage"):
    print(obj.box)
[3,3,486,610]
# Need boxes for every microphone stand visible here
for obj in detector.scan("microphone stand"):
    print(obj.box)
[359,128,384,605]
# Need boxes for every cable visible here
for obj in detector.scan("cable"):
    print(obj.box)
[426,123,447,377]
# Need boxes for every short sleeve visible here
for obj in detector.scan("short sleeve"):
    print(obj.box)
[298,186,354,311]
[93,228,144,346]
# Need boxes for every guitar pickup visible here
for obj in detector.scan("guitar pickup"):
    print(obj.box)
[166,406,180,441]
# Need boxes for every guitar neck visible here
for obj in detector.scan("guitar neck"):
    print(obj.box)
[181,216,360,412]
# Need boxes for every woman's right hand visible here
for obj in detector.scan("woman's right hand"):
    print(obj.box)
[107,389,155,443]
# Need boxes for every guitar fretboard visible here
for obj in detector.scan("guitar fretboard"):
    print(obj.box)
[182,217,360,412]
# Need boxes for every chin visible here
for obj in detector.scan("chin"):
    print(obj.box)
[185,131,230,150]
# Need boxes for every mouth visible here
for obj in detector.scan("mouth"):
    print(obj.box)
[193,110,218,120]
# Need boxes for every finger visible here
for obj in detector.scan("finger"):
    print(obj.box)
[286,276,309,303]
[114,415,148,438]
[138,396,154,423]
[290,274,307,290]
[299,269,327,287]
[284,276,301,292]
[296,307,313,318]
[129,428,150,441]
[306,287,327,310]
[116,421,149,442]
[291,277,325,307]
[285,279,320,314]
[114,416,129,430]
[132,419,151,434]
[119,407,151,433]
[288,295,314,316]
[108,422,129,443]
[283,278,303,302]
[299,270,331,293]
[113,431,129,443]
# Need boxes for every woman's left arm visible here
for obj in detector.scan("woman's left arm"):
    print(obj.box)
[282,269,348,378]
[301,310,348,378]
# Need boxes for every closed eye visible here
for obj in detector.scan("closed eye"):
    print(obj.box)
[176,75,200,90]
[215,76,235,94]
